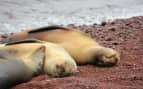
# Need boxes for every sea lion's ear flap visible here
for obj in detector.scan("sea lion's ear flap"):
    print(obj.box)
[28,26,70,34]
[5,39,42,46]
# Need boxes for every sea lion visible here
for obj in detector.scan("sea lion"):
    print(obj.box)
[0,39,77,78]
[8,26,120,66]
[0,50,31,89]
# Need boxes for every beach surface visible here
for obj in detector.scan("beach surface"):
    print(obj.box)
[12,16,143,89]
[0,0,143,89]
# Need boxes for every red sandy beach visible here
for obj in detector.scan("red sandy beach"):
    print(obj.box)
[5,16,142,89]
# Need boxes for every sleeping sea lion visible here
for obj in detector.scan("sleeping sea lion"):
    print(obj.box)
[0,50,31,89]
[7,26,120,66]
[0,39,77,78]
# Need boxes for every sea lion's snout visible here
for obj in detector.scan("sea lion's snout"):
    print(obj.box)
[90,47,120,67]
[53,60,77,77]
[94,53,119,67]
[44,59,77,77]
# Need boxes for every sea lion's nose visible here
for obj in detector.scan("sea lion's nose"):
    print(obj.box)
[92,56,105,66]
[92,54,119,67]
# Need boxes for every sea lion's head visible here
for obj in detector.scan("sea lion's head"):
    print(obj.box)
[44,58,77,77]
[85,47,120,67]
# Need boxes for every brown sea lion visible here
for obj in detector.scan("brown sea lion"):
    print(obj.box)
[8,26,120,66]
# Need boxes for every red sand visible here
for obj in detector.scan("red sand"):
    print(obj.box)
[8,16,143,89]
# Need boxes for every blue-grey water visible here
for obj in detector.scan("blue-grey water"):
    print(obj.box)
[0,0,143,34]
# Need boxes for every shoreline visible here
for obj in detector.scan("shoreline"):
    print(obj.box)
[0,0,143,33]
[0,15,142,34]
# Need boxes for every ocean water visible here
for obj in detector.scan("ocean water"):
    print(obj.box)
[0,0,143,33]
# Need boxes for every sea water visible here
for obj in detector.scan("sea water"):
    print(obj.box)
[0,0,143,33]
